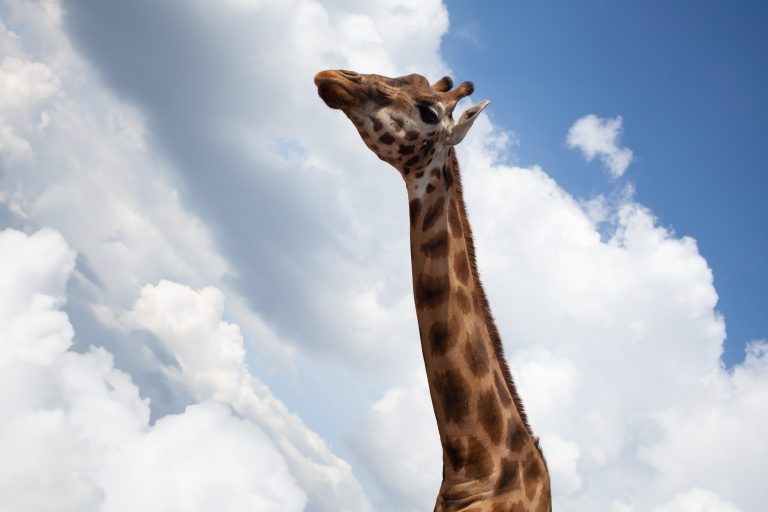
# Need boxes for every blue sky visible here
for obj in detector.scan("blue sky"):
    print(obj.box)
[1,1,767,511]
[443,0,768,366]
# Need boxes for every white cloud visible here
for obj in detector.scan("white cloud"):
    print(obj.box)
[0,228,306,511]
[539,433,582,495]
[100,402,306,512]
[347,372,441,511]
[0,4,228,307]
[567,114,634,178]
[121,280,372,512]
[654,488,742,512]
[0,54,60,162]
[0,227,74,366]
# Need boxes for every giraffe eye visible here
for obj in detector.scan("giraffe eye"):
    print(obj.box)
[418,104,439,124]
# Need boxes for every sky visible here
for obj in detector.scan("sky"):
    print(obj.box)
[0,1,766,511]
[442,0,768,367]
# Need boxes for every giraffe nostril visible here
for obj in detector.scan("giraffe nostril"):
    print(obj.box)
[339,69,361,81]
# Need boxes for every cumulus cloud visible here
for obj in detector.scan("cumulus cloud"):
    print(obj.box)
[567,114,634,178]
[100,402,306,512]
[121,280,371,511]
[346,371,441,511]
[0,228,306,511]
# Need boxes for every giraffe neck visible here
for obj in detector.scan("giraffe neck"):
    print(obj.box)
[405,148,551,510]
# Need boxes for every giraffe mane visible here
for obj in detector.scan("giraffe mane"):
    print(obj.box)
[448,148,544,457]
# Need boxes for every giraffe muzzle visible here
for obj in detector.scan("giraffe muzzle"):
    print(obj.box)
[314,70,358,109]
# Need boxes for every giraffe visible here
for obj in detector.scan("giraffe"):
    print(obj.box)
[314,69,552,512]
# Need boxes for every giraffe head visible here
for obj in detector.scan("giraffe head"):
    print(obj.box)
[314,69,488,176]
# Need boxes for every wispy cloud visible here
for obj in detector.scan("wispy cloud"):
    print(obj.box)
[566,114,634,178]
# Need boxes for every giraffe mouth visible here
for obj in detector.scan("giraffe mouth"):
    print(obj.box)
[315,70,357,109]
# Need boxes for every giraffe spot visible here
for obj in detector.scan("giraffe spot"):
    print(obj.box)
[464,331,490,377]
[415,170,425,178]
[433,368,470,424]
[495,457,521,495]
[399,144,415,155]
[448,200,462,236]
[415,273,448,309]
[464,436,494,479]
[454,251,470,284]
[443,437,466,471]
[442,165,454,188]
[426,183,435,194]
[432,316,461,356]
[379,133,395,145]
[391,116,405,129]
[421,230,449,258]
[404,155,419,168]
[421,197,445,231]
[409,198,421,228]
[369,144,379,152]
[371,116,383,132]
[430,167,441,179]
[523,456,544,501]
[495,372,512,406]
[428,321,450,356]
[427,130,437,136]
[478,388,503,444]
[405,130,420,141]
[507,419,527,453]
[456,287,471,313]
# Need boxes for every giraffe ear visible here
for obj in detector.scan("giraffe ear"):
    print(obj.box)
[445,100,490,146]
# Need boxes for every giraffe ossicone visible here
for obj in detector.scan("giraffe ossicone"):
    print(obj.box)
[315,69,552,512]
